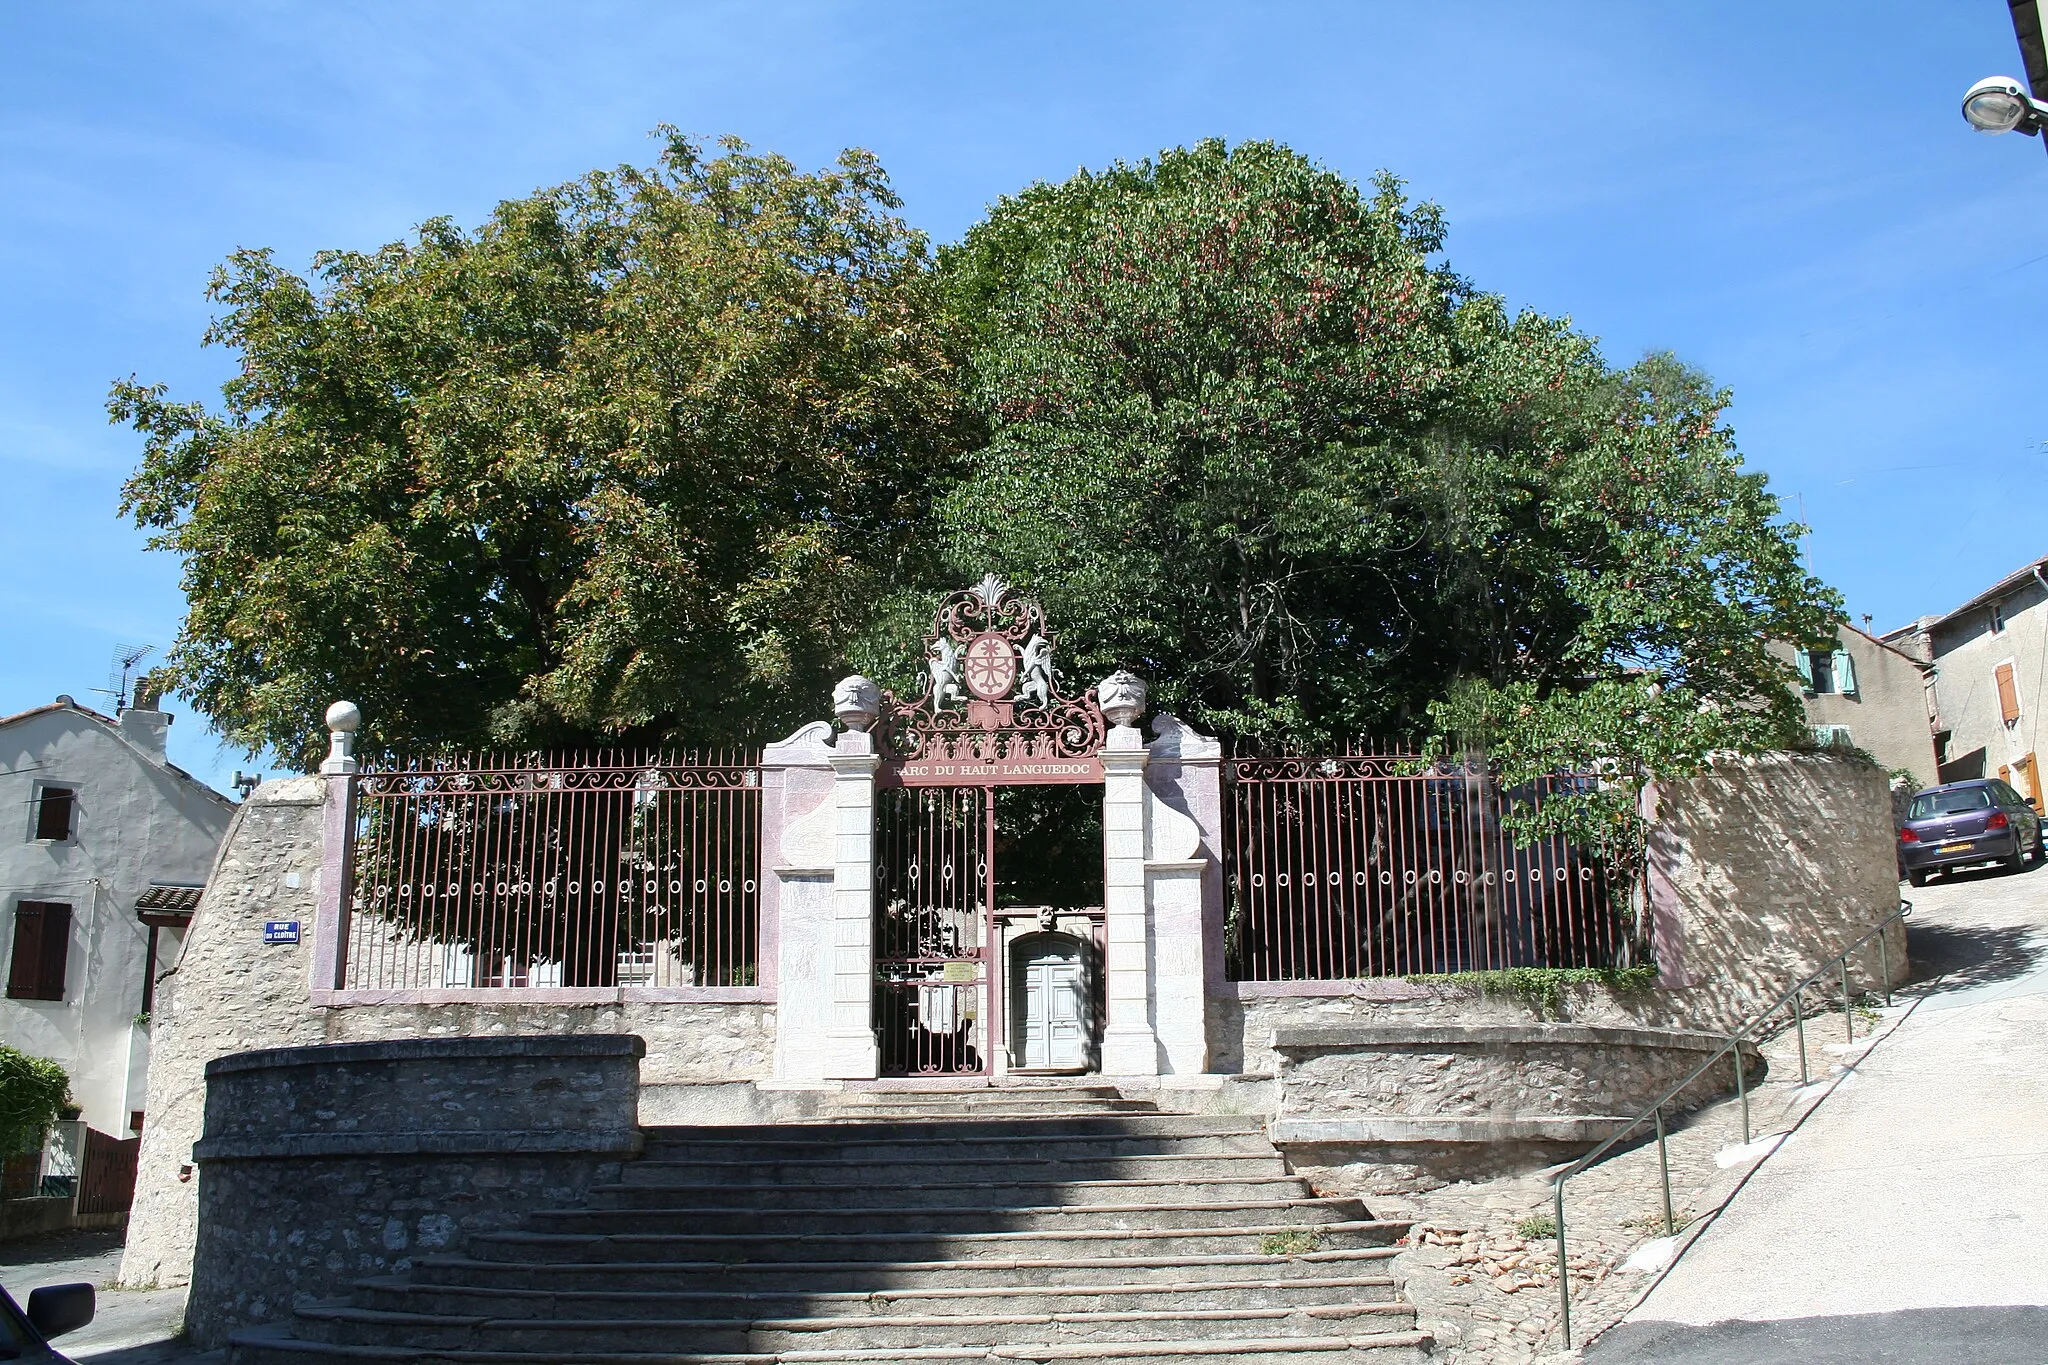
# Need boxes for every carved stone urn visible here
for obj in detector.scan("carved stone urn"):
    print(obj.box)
[832,675,882,733]
[1097,670,1148,729]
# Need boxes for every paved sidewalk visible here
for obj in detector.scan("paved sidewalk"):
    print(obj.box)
[1585,864,2048,1363]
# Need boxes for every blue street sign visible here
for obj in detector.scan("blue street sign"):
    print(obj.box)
[264,920,301,945]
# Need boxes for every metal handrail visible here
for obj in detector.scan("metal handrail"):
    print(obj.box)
[1551,898,1912,1348]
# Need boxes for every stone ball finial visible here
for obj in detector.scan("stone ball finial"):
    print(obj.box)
[1097,670,1148,729]
[322,700,362,775]
[833,675,882,733]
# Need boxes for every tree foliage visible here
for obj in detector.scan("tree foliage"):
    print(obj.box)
[930,139,1840,792]
[115,133,974,768]
[118,132,1839,806]
[0,1046,70,1158]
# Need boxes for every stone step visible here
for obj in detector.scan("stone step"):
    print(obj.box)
[806,1105,1164,1120]
[405,1247,1405,1295]
[351,1272,1403,1321]
[464,1220,1409,1265]
[296,1301,1418,1353]
[636,1130,1274,1164]
[642,1115,1262,1145]
[587,1175,1313,1210]
[839,1082,1132,1096]
[618,1153,1292,1187]
[231,1325,1433,1364]
[828,1088,1148,1109]
[528,1196,1370,1237]
[752,1303,1422,1353]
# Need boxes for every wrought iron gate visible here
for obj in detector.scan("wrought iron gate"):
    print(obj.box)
[872,786,997,1075]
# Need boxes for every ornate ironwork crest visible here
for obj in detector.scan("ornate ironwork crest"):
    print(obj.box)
[878,576,1107,785]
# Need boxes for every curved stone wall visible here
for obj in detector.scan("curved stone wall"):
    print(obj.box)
[1269,1022,1761,1175]
[185,1034,642,1348]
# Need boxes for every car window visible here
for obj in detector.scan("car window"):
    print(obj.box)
[0,1286,37,1356]
[1909,788,1993,819]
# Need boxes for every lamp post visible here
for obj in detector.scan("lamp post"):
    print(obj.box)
[1964,1,2048,150]
[1962,75,2048,136]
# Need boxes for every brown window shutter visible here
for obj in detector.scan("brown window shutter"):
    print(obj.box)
[9,902,69,1000]
[6,904,45,998]
[1997,663,2022,724]
[36,903,70,999]
[35,788,73,841]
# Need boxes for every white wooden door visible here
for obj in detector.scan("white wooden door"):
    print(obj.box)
[1016,939,1085,1069]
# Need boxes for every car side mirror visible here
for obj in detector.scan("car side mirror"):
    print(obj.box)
[26,1283,94,1340]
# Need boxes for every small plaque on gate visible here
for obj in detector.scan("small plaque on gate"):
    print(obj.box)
[264,920,300,945]
[941,961,979,982]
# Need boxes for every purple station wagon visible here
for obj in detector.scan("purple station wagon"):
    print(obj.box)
[1898,778,2044,887]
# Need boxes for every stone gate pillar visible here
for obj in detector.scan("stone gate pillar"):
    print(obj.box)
[760,721,838,1084]
[1098,676,1161,1075]
[1143,714,1223,1075]
[822,729,883,1079]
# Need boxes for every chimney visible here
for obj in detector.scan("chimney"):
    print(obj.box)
[119,705,172,765]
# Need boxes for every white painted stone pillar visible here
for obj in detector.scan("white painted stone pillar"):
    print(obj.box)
[761,721,838,1084]
[310,701,360,994]
[822,729,882,1079]
[1144,714,1222,1076]
[1099,720,1160,1075]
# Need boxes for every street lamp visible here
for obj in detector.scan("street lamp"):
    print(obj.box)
[1962,74,2048,134]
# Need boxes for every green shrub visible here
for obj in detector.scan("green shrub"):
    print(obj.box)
[1401,965,1659,1016]
[0,1046,72,1156]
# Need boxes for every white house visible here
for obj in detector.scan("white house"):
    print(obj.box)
[1,695,233,1137]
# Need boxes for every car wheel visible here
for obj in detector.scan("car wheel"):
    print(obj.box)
[1908,868,1930,887]
[2002,842,2026,872]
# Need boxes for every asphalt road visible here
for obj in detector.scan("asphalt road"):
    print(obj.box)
[0,1228,209,1362]
[1584,859,2048,1364]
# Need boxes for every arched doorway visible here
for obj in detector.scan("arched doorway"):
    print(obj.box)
[1009,931,1092,1072]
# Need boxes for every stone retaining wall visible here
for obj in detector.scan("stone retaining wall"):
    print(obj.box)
[1266,1022,1761,1179]
[1273,1023,1756,1122]
[184,1034,642,1349]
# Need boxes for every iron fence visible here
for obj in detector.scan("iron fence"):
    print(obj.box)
[344,750,762,992]
[1224,746,1641,980]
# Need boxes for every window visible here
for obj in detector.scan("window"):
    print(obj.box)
[1812,724,1855,749]
[1797,647,1859,697]
[1992,601,2007,634]
[1995,662,2022,726]
[1806,650,1835,694]
[6,901,72,1001]
[1908,787,1992,820]
[33,786,74,841]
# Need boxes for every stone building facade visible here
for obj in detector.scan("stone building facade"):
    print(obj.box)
[1775,624,1939,789]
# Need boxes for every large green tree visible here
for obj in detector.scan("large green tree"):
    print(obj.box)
[116,133,974,769]
[929,139,1841,799]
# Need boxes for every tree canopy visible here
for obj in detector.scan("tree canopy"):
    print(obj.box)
[924,139,1840,807]
[116,133,974,768]
[118,134,1839,784]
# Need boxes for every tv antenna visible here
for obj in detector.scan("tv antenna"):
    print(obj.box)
[92,645,154,711]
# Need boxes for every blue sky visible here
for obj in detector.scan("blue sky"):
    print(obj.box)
[3,2,2045,790]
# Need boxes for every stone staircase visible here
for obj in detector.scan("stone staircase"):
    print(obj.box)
[229,1084,1430,1363]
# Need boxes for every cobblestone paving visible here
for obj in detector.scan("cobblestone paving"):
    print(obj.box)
[1301,988,1902,1364]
